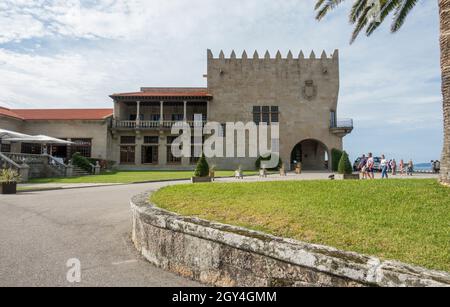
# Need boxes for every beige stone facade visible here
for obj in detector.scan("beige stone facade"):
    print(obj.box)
[0,49,352,171]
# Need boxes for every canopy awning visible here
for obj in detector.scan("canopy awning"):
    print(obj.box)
[0,128,32,140]
[4,135,74,145]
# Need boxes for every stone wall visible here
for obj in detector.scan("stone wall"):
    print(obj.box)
[131,191,450,287]
[207,50,343,170]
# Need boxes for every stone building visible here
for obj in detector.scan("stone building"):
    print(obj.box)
[0,49,353,171]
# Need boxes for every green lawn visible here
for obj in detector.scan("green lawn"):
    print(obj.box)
[27,170,257,184]
[151,179,450,272]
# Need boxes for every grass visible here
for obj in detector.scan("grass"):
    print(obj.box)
[27,170,258,184]
[151,179,450,272]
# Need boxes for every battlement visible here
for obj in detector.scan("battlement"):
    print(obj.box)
[207,49,338,61]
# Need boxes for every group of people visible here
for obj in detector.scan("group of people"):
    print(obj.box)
[431,160,441,174]
[357,153,415,179]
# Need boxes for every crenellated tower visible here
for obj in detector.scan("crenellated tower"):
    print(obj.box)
[206,48,347,171]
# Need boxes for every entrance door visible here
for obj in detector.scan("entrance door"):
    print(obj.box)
[290,144,302,170]
[141,145,158,164]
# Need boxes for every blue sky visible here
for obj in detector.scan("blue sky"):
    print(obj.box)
[0,0,443,162]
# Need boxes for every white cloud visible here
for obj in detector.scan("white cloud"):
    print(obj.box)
[0,0,444,161]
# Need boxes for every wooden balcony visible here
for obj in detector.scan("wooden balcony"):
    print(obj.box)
[112,120,206,130]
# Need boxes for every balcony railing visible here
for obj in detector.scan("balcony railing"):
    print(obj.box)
[112,120,207,130]
[331,118,353,129]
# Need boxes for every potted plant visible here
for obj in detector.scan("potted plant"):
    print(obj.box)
[209,165,216,181]
[0,168,21,194]
[259,167,268,178]
[279,163,287,176]
[235,166,244,179]
[191,154,212,183]
[335,151,359,180]
[295,162,302,174]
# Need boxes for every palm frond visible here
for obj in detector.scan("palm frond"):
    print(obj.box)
[391,0,418,32]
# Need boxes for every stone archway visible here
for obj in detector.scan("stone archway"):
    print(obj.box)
[290,139,329,171]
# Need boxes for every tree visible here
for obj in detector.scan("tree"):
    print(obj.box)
[194,153,210,177]
[338,151,353,174]
[331,148,344,172]
[314,0,450,185]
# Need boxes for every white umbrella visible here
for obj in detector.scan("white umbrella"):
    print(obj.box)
[0,128,32,140]
[4,135,74,145]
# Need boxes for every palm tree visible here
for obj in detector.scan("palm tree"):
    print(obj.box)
[315,0,449,185]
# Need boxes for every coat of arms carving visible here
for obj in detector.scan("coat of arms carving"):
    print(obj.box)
[303,80,317,100]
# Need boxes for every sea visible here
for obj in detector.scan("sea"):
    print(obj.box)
[415,163,433,172]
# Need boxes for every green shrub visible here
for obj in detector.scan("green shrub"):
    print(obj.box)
[338,151,353,175]
[0,168,21,183]
[194,153,210,177]
[72,152,92,173]
[255,154,282,171]
[331,148,343,172]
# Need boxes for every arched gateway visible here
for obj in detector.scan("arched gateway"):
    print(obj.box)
[290,139,330,171]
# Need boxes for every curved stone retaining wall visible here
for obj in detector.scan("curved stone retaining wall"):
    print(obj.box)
[131,191,450,287]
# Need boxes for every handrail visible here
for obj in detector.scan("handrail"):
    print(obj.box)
[113,119,207,129]
[331,118,353,129]
[0,152,24,169]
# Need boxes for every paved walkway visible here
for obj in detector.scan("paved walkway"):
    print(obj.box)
[0,181,200,287]
[1,172,440,286]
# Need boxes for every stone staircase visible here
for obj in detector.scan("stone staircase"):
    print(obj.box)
[72,166,92,177]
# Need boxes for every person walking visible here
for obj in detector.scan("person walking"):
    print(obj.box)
[399,159,405,176]
[380,155,389,179]
[435,160,441,174]
[366,153,375,180]
[359,154,368,179]
[391,159,397,176]
[407,160,414,176]
[431,160,436,173]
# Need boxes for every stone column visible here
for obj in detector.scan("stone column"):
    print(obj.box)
[136,101,141,128]
[160,101,164,126]
[206,100,210,121]
[135,133,143,166]
[158,134,167,166]
[183,100,187,121]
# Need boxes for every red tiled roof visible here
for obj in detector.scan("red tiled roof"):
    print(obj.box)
[111,88,211,98]
[0,107,24,120]
[0,107,113,120]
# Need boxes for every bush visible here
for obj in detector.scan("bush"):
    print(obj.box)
[331,148,343,172]
[255,154,282,171]
[194,153,210,177]
[72,152,92,173]
[338,151,353,175]
[0,168,21,183]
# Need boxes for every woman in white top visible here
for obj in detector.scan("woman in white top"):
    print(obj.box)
[380,155,389,179]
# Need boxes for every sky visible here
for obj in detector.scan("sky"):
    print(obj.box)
[0,0,443,163]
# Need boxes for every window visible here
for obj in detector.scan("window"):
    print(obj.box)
[0,142,11,153]
[120,136,136,144]
[253,106,261,125]
[171,114,184,121]
[271,106,279,123]
[120,136,135,164]
[120,146,135,164]
[144,136,159,144]
[330,110,337,128]
[70,138,92,158]
[166,136,182,164]
[129,114,144,121]
[21,143,42,154]
[253,106,279,124]
[150,114,160,121]
[262,106,270,124]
